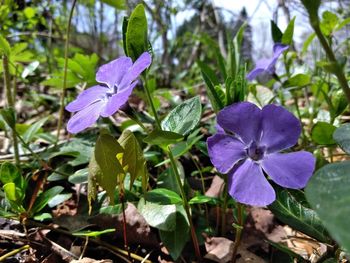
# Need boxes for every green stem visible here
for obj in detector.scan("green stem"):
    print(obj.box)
[142,74,201,260]
[311,23,350,104]
[231,203,244,263]
[221,175,228,236]
[2,55,20,167]
[0,245,30,261]
[167,147,201,261]
[56,0,77,142]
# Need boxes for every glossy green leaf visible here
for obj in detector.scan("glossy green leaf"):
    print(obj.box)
[22,116,48,143]
[31,186,64,214]
[118,130,147,190]
[311,122,336,145]
[3,182,17,201]
[145,188,182,205]
[100,204,123,215]
[125,4,148,61]
[284,74,310,88]
[269,187,330,243]
[159,206,189,260]
[333,124,350,154]
[0,162,20,184]
[271,20,283,43]
[21,60,39,78]
[143,129,184,148]
[306,161,350,251]
[281,17,295,45]
[69,168,88,184]
[101,0,125,9]
[189,195,216,205]
[48,193,72,207]
[138,198,178,231]
[94,134,124,203]
[161,96,202,136]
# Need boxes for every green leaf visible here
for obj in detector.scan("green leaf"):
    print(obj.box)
[320,11,339,36]
[271,20,283,43]
[94,134,124,203]
[333,124,350,154]
[73,228,116,237]
[284,74,310,88]
[138,198,178,231]
[306,161,350,251]
[311,122,336,145]
[100,204,122,215]
[145,188,182,205]
[100,0,125,9]
[300,0,321,25]
[88,152,99,211]
[269,187,330,243]
[0,108,16,128]
[22,117,49,143]
[335,17,350,31]
[125,4,148,61]
[0,162,20,184]
[69,168,88,184]
[31,186,64,214]
[302,33,315,54]
[3,182,17,201]
[197,61,224,112]
[161,96,202,136]
[21,60,39,78]
[48,193,72,207]
[189,195,216,205]
[281,17,295,45]
[118,130,147,190]
[143,129,184,148]
[0,35,10,56]
[159,207,189,260]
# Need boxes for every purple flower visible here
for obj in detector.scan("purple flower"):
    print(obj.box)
[246,43,289,81]
[65,52,152,134]
[207,102,315,206]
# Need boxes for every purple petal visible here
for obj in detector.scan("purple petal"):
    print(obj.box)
[65,85,109,112]
[207,134,246,174]
[67,100,106,134]
[262,151,315,189]
[217,102,262,144]
[96,56,133,89]
[246,68,265,81]
[260,104,301,153]
[119,52,152,90]
[215,123,225,134]
[228,159,275,206]
[100,81,138,117]
[267,43,289,72]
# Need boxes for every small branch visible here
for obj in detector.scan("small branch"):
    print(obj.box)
[231,203,244,263]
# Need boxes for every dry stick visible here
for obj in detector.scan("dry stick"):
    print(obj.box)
[2,55,20,167]
[56,0,78,143]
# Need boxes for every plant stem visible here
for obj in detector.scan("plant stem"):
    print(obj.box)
[167,146,201,261]
[2,55,20,167]
[142,74,202,261]
[0,244,30,261]
[56,0,77,142]
[119,189,131,260]
[311,23,350,104]
[231,203,244,263]
[221,176,228,236]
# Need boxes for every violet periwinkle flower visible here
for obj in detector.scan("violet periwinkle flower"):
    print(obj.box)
[207,102,315,206]
[65,52,152,134]
[246,43,289,81]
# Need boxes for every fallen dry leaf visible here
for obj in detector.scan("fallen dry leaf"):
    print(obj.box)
[204,236,234,263]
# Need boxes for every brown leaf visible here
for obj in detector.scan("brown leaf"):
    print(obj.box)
[204,236,234,263]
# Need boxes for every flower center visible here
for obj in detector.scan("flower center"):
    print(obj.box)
[246,141,266,161]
